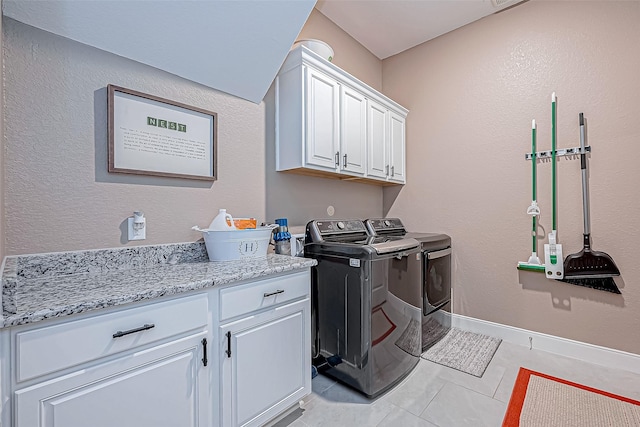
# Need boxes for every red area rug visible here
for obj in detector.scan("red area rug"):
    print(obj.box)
[503,367,640,426]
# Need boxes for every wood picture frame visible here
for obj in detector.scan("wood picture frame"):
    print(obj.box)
[108,85,217,181]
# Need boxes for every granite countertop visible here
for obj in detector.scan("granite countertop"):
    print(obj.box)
[1,242,316,328]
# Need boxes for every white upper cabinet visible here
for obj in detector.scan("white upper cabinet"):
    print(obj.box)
[340,85,368,176]
[389,110,406,183]
[367,99,389,180]
[366,101,406,184]
[276,46,408,185]
[306,67,341,171]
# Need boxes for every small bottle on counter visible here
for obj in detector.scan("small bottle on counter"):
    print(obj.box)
[273,218,291,255]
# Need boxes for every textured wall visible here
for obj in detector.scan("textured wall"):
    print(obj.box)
[265,9,385,227]
[382,0,640,354]
[4,18,266,254]
[297,9,382,91]
[3,11,385,255]
[0,13,4,261]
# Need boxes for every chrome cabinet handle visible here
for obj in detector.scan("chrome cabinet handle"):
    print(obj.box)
[112,323,155,339]
[385,165,389,176]
[391,166,395,176]
[264,289,285,298]
[335,152,340,166]
[343,154,347,168]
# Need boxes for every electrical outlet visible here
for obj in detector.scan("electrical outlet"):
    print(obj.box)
[127,213,146,241]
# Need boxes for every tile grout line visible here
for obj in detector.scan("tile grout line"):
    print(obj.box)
[416,379,449,426]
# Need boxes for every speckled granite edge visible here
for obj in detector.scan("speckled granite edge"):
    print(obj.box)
[1,243,317,328]
[1,257,18,316]
[10,241,209,279]
[1,242,210,318]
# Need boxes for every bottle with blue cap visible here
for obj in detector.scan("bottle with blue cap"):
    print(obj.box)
[273,218,292,255]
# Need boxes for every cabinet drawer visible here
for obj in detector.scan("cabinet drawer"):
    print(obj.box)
[219,271,309,322]
[15,294,208,382]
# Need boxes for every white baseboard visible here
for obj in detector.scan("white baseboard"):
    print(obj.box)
[446,313,640,376]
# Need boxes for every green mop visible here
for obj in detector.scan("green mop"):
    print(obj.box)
[518,119,545,272]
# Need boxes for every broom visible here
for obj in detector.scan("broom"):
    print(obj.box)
[562,113,621,293]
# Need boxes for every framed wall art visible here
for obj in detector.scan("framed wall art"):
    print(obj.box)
[108,85,217,181]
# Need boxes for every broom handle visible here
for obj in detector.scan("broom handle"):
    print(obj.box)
[579,113,591,237]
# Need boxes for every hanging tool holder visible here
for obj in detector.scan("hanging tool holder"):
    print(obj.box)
[519,95,621,292]
[525,145,591,161]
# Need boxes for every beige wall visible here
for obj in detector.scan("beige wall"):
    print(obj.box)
[382,0,640,354]
[297,9,382,91]
[3,17,266,255]
[264,8,385,228]
[3,11,385,255]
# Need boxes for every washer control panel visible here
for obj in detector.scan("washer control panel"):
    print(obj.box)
[315,220,366,235]
[365,218,406,235]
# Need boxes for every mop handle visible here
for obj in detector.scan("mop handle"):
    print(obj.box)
[551,93,557,231]
[532,120,537,201]
[579,113,591,235]
[532,119,537,253]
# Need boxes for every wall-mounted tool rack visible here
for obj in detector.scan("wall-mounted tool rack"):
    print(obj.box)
[525,146,591,161]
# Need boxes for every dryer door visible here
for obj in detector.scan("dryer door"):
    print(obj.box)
[424,247,452,315]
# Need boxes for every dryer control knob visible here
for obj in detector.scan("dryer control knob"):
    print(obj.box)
[337,221,345,230]
[384,220,391,227]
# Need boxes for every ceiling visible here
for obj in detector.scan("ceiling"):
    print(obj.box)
[315,0,526,59]
[3,0,316,104]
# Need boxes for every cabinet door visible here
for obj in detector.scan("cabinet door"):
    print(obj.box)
[305,67,339,171]
[15,334,210,427]
[220,299,311,427]
[340,86,367,176]
[388,110,406,183]
[367,99,389,179]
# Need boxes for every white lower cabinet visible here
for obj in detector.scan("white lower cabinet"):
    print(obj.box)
[216,271,312,427]
[11,294,212,427]
[4,270,312,427]
[15,333,210,427]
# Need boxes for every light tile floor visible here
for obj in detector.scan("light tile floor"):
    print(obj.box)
[273,341,640,427]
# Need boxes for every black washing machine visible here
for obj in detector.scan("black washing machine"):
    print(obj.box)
[305,219,423,397]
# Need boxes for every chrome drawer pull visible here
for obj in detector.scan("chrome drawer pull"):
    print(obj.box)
[112,323,155,339]
[263,289,285,298]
